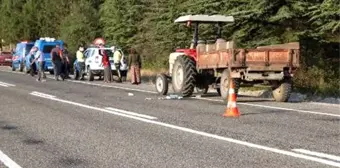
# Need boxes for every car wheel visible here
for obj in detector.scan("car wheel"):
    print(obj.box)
[88,67,94,81]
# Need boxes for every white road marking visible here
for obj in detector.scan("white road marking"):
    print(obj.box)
[105,107,157,120]
[29,92,340,167]
[69,80,157,94]
[194,97,340,118]
[0,83,9,87]
[308,102,340,107]
[0,81,15,87]
[292,149,340,162]
[30,91,56,98]
[239,102,340,118]
[44,74,158,94]
[0,150,22,168]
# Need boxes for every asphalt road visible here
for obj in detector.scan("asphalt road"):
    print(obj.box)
[0,67,339,168]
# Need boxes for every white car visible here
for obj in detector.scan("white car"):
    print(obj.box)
[84,47,128,81]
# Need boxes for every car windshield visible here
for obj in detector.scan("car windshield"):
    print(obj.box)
[43,45,56,53]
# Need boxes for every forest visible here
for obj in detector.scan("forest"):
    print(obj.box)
[0,0,339,96]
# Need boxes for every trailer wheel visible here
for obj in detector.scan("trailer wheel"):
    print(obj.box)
[172,55,197,97]
[155,73,168,95]
[220,69,240,101]
[272,78,292,102]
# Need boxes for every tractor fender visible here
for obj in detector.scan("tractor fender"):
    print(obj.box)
[169,52,185,75]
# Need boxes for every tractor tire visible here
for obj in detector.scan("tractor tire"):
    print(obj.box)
[88,69,94,81]
[171,55,197,97]
[220,69,240,101]
[272,78,292,102]
[155,73,169,95]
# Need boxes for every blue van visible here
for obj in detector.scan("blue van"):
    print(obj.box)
[33,37,64,74]
[11,41,34,72]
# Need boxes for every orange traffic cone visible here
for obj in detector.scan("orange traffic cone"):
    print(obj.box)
[223,78,240,117]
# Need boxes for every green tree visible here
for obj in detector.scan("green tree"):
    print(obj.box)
[100,0,147,48]
[60,0,100,53]
[308,0,340,41]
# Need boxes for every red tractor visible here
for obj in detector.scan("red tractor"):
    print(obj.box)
[155,15,300,102]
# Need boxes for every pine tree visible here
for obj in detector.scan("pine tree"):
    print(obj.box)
[60,0,100,53]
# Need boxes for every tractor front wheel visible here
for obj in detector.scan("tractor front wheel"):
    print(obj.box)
[171,55,197,97]
[155,73,169,95]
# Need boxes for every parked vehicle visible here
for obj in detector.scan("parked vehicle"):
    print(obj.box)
[155,15,300,102]
[11,41,34,72]
[74,46,128,81]
[32,37,64,74]
[0,51,13,66]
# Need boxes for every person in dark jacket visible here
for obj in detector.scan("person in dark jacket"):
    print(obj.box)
[50,44,63,81]
[61,44,70,79]
[128,48,142,85]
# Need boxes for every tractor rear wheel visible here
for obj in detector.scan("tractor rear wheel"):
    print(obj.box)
[171,55,197,97]
[220,69,240,101]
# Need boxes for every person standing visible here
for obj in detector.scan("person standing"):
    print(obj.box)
[128,48,142,85]
[76,45,86,80]
[99,43,112,83]
[31,46,46,82]
[50,44,63,81]
[112,46,122,82]
[62,44,70,79]
[29,47,37,77]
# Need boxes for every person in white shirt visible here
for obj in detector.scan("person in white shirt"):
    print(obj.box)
[31,46,46,82]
